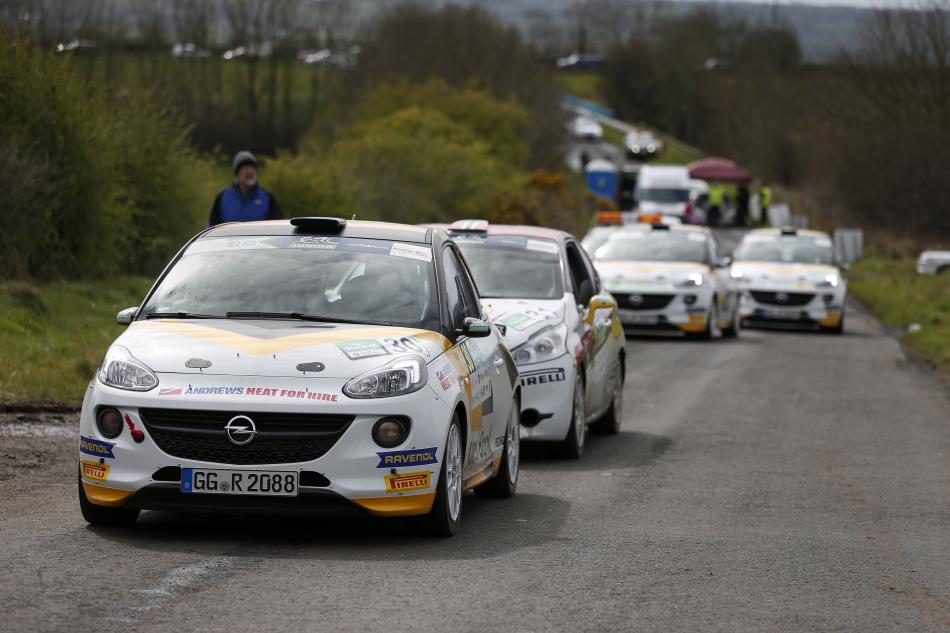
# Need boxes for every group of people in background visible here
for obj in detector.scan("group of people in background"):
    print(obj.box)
[706,181,771,228]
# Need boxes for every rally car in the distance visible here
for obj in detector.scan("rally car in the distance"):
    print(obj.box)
[79,217,521,536]
[731,227,847,333]
[437,221,625,459]
[591,223,740,338]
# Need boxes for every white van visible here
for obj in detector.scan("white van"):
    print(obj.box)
[634,165,695,222]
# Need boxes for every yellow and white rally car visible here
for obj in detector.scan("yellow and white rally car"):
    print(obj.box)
[78,217,521,536]
[591,223,740,338]
[731,227,847,333]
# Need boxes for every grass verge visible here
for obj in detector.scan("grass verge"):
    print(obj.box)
[849,257,950,372]
[0,278,153,406]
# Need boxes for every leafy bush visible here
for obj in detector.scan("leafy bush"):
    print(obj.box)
[0,33,214,280]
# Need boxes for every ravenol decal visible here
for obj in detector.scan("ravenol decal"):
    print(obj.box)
[384,471,431,493]
[81,461,110,482]
[376,447,439,469]
[79,435,115,459]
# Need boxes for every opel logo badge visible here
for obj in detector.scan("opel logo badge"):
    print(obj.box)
[225,415,256,446]
[775,292,789,303]
[630,293,644,305]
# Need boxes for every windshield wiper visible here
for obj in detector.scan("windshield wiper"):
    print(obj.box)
[144,312,225,319]
[225,311,393,327]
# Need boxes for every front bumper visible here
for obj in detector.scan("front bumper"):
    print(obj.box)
[608,287,713,334]
[516,354,575,442]
[738,287,844,328]
[78,374,451,517]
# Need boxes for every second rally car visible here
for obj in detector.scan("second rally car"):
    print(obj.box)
[435,220,625,459]
[78,217,521,536]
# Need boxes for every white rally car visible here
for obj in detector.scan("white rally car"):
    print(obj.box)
[591,223,740,338]
[78,217,520,536]
[731,227,847,333]
[439,221,626,459]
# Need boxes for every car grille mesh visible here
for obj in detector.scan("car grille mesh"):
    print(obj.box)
[613,293,675,310]
[750,291,815,306]
[139,408,353,465]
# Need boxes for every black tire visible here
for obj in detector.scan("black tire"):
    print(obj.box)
[420,415,463,537]
[823,312,845,334]
[696,299,720,341]
[78,476,139,527]
[722,302,740,338]
[591,356,623,435]
[475,395,520,498]
[558,375,586,459]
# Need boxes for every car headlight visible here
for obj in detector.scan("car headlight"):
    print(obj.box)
[511,323,568,366]
[676,272,705,288]
[343,355,427,399]
[730,269,744,279]
[98,346,158,391]
[817,273,840,287]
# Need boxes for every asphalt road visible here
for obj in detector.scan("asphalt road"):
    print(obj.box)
[2,304,949,632]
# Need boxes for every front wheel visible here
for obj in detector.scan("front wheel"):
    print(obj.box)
[822,312,845,334]
[591,357,623,435]
[78,477,139,527]
[722,301,741,338]
[558,375,587,459]
[475,395,520,498]
[421,415,464,537]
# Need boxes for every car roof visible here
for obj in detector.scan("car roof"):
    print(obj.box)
[746,227,831,240]
[201,219,431,244]
[615,223,711,235]
[429,221,573,242]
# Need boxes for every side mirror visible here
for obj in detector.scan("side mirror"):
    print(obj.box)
[578,279,594,307]
[585,294,615,325]
[116,307,138,326]
[717,255,733,268]
[840,262,851,272]
[460,316,492,338]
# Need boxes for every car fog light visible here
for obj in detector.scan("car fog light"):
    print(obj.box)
[683,294,698,305]
[372,417,410,448]
[96,407,123,439]
[822,294,834,304]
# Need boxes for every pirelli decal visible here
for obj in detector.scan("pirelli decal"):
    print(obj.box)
[520,368,566,387]
[384,471,431,493]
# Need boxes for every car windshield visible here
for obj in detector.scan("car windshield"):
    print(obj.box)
[455,236,563,300]
[733,235,835,265]
[581,228,616,255]
[595,230,708,263]
[140,235,439,329]
[638,188,689,203]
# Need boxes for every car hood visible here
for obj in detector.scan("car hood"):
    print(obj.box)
[113,319,451,378]
[730,261,841,290]
[595,261,710,292]
[480,298,565,350]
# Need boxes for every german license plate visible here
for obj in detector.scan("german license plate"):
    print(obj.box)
[180,468,299,497]
[765,308,802,319]
[618,310,658,325]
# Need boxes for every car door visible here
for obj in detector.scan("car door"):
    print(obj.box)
[563,240,601,416]
[708,236,735,321]
[577,240,618,415]
[442,246,507,479]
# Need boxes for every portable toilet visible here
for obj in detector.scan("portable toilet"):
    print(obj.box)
[585,158,618,205]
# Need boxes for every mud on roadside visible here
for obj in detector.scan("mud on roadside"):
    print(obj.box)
[0,409,78,483]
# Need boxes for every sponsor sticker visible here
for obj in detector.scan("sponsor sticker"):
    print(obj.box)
[159,387,182,396]
[79,435,115,459]
[466,430,494,467]
[376,447,439,469]
[460,342,477,374]
[520,368,567,387]
[336,339,391,360]
[164,385,339,402]
[525,239,560,254]
[390,242,433,262]
[385,471,431,493]
[470,365,492,408]
[81,460,110,482]
[436,360,457,391]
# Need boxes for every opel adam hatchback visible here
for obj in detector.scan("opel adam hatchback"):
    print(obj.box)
[79,217,520,536]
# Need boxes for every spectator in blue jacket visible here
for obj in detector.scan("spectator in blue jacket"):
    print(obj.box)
[208,151,283,226]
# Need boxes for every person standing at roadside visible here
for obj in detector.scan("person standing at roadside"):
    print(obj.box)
[208,151,283,226]
[759,183,772,221]
[707,180,725,227]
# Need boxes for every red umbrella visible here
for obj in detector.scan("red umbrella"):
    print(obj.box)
[687,157,753,183]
